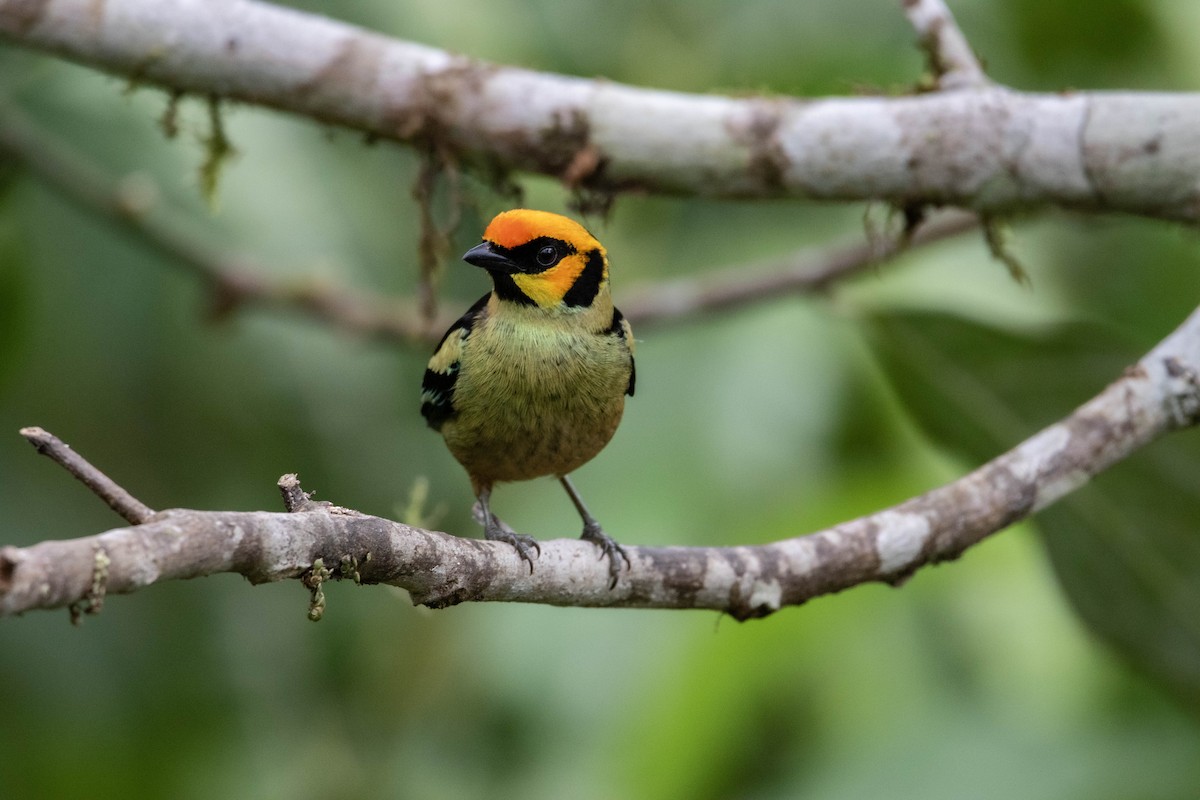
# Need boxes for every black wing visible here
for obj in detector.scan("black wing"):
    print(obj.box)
[608,307,636,397]
[420,294,489,430]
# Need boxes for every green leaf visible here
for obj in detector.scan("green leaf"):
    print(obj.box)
[998,0,1164,89]
[865,310,1200,715]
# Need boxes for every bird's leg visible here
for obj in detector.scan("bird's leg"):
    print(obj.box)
[474,486,540,573]
[559,475,630,589]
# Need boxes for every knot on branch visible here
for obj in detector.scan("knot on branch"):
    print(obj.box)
[278,473,318,512]
[278,473,364,517]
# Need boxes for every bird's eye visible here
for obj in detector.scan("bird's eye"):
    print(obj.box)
[536,245,559,267]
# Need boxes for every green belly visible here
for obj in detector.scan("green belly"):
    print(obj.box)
[442,319,630,484]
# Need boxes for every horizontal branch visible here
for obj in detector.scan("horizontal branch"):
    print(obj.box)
[4,0,1200,221]
[6,302,1200,620]
[0,103,978,344]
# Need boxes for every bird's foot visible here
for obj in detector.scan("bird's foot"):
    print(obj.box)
[581,522,630,590]
[482,516,541,573]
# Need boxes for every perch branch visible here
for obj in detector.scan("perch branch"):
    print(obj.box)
[902,0,989,90]
[5,302,1200,620]
[4,0,1200,221]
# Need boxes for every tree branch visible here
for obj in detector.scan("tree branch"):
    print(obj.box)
[4,0,1200,221]
[902,0,989,90]
[4,0,1197,624]
[6,303,1200,621]
[0,103,977,342]
[621,210,979,328]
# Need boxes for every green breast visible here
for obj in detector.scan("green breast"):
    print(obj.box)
[442,313,632,482]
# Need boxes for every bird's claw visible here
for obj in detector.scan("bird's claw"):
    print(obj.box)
[484,520,541,573]
[581,522,630,590]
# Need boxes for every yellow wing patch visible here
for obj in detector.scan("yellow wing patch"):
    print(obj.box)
[620,315,635,357]
[421,294,488,429]
[427,327,466,374]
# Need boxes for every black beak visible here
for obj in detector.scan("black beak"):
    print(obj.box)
[462,241,517,272]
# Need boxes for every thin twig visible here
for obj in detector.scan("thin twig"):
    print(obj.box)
[5,303,1200,619]
[619,211,978,328]
[19,427,155,524]
[902,0,990,90]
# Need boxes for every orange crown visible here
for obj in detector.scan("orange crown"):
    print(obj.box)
[483,209,601,252]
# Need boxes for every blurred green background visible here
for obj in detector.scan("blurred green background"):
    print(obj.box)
[3,0,1200,797]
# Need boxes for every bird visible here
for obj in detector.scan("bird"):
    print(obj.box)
[421,209,636,587]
